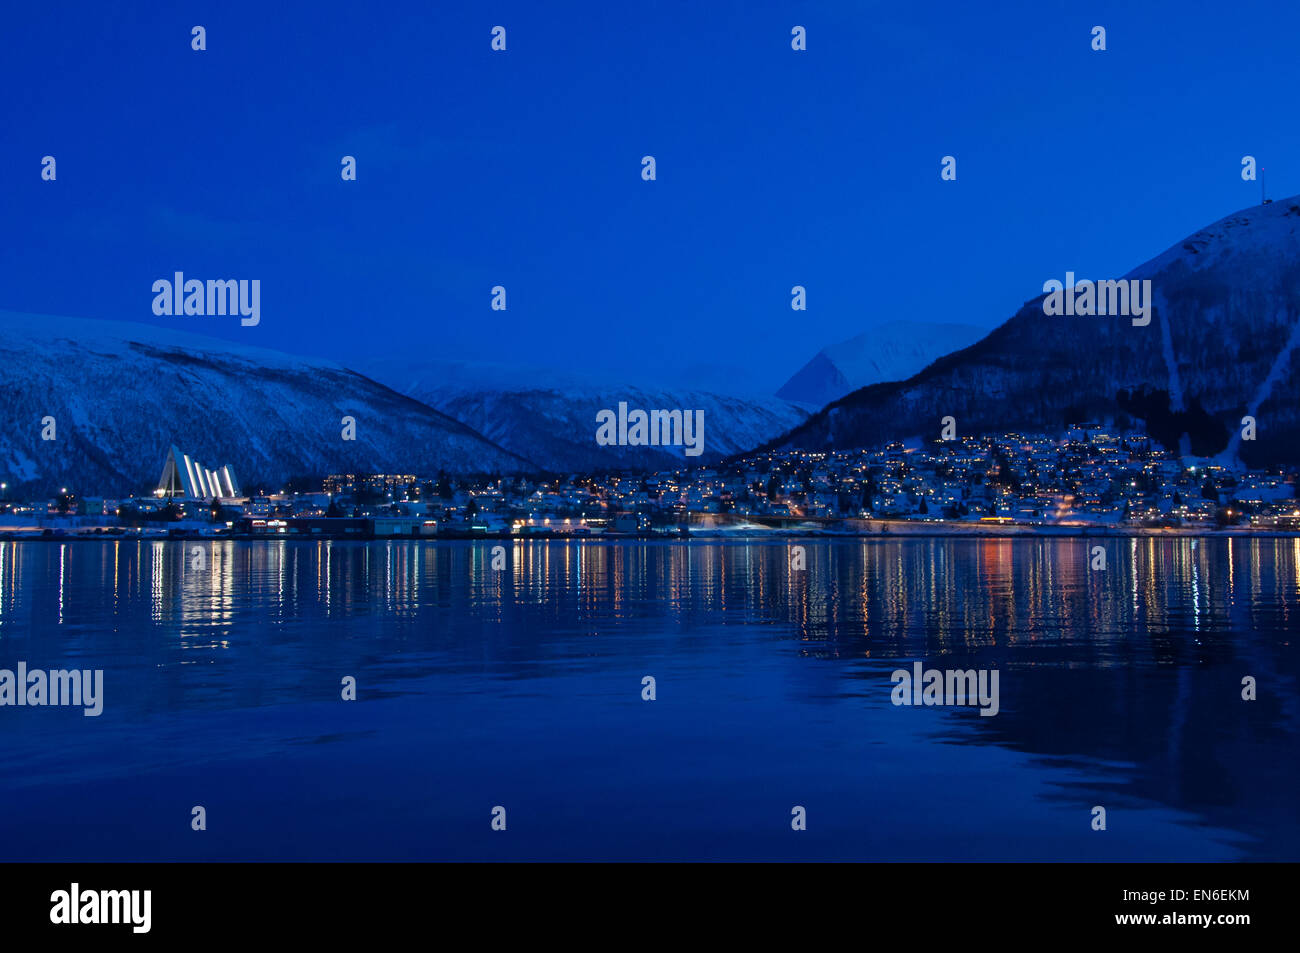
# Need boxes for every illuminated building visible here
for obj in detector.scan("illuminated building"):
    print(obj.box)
[156,445,240,500]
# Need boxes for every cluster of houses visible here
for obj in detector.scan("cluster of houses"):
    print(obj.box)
[2,425,1298,538]
[664,425,1299,530]
[0,470,626,539]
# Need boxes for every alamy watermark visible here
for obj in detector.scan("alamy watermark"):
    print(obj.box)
[50,883,150,933]
[596,402,705,457]
[0,662,103,716]
[1042,272,1151,326]
[891,661,1000,716]
[152,272,260,326]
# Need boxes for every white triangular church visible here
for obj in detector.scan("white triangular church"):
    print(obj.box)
[157,446,240,500]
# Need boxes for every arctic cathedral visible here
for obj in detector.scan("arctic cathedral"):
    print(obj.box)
[156,445,240,500]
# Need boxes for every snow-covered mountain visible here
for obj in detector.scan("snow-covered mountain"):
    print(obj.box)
[358,358,810,472]
[776,321,987,406]
[0,311,530,497]
[764,197,1300,467]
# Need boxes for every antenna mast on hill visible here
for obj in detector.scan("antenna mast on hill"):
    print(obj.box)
[1262,166,1272,205]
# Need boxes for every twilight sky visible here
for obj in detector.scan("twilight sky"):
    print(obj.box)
[3,0,1298,393]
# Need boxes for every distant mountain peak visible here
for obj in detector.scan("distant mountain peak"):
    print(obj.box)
[776,320,987,406]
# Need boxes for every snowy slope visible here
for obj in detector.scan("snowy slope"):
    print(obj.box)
[767,196,1300,467]
[0,311,531,497]
[358,358,810,472]
[777,321,987,406]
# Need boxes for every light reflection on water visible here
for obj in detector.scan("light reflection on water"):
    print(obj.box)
[0,537,1295,861]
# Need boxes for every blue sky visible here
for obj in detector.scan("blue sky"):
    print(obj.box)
[3,0,1297,393]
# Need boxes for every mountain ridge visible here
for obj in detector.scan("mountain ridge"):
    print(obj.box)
[760,197,1300,467]
[0,310,534,496]
[357,357,811,472]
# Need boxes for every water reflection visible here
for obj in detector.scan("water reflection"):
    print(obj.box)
[0,538,1295,860]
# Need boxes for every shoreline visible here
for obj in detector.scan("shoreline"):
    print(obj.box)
[2,526,1298,542]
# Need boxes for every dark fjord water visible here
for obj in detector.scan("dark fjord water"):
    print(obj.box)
[0,538,1295,861]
